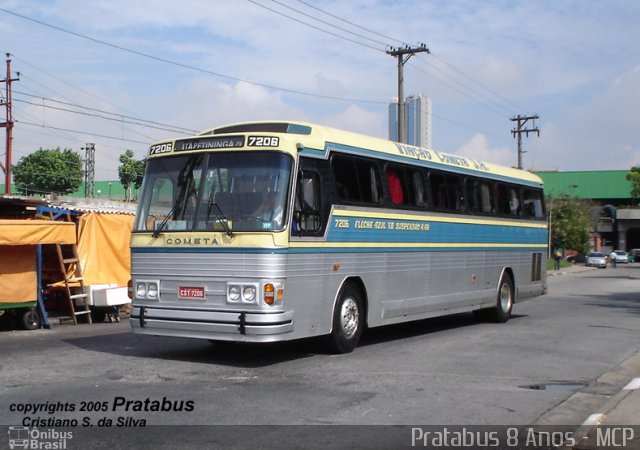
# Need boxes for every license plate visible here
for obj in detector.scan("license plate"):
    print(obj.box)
[178,286,205,299]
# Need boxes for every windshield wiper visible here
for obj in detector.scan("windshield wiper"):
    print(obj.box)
[205,192,234,237]
[152,201,180,238]
[151,154,200,239]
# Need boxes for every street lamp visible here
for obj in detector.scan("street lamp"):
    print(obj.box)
[108,182,112,199]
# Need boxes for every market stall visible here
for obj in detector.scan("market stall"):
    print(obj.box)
[0,219,76,329]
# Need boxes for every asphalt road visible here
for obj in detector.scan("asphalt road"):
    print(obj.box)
[1,265,639,448]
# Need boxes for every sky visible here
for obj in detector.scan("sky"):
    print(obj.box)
[0,0,639,182]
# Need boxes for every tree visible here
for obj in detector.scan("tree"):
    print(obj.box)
[626,166,640,200]
[548,196,595,255]
[118,150,145,201]
[12,147,83,195]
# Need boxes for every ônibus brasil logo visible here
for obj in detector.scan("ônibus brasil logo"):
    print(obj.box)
[8,427,73,449]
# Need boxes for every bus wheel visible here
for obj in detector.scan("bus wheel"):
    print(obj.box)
[487,275,513,323]
[21,308,42,330]
[326,283,363,354]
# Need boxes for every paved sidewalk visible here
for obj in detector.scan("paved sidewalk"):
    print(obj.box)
[547,264,599,276]
[545,264,640,449]
[571,379,640,450]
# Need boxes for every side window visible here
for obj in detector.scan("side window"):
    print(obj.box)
[293,170,321,234]
[332,155,381,205]
[385,167,405,205]
[385,165,427,208]
[496,183,521,217]
[429,171,463,212]
[522,188,545,219]
[466,178,494,214]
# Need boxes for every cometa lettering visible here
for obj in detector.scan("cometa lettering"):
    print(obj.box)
[165,237,219,246]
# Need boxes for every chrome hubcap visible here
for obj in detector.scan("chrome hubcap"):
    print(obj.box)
[340,297,359,339]
[499,283,512,312]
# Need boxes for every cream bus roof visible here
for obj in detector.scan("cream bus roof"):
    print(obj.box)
[173,121,543,185]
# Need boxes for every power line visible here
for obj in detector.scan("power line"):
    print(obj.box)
[408,60,515,118]
[267,0,388,47]
[293,0,406,46]
[18,120,150,145]
[13,95,195,135]
[289,0,523,116]
[14,55,164,127]
[15,90,194,133]
[14,61,166,141]
[428,53,525,113]
[0,7,387,105]
[246,0,383,52]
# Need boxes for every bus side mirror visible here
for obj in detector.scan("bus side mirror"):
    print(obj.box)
[295,172,321,233]
[301,176,319,210]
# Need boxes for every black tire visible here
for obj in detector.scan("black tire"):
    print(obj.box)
[486,275,514,323]
[21,308,42,330]
[325,283,364,354]
[91,308,107,323]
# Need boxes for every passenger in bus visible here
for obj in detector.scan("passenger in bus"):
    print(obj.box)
[386,168,404,204]
[251,192,283,225]
[509,190,520,215]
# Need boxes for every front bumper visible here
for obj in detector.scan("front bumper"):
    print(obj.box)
[130,305,294,342]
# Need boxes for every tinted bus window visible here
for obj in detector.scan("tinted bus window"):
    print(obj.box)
[332,155,381,204]
[430,171,463,212]
[385,165,427,208]
[466,178,494,214]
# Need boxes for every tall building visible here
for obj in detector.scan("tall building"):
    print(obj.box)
[388,94,432,148]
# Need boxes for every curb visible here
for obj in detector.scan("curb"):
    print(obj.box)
[570,386,639,449]
[533,351,640,449]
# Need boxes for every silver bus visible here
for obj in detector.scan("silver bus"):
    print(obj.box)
[130,121,547,353]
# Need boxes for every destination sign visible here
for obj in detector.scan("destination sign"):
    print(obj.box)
[174,135,245,152]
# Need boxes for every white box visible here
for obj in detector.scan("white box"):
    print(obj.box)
[84,284,117,306]
[92,287,131,307]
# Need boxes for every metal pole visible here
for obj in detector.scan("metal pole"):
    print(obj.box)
[386,44,429,144]
[397,55,405,144]
[1,54,18,194]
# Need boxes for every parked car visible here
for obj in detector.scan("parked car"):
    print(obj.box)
[585,252,607,268]
[566,254,585,264]
[612,250,629,264]
[629,249,640,263]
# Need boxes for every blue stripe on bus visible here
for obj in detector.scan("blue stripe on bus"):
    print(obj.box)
[132,245,544,255]
[326,219,547,245]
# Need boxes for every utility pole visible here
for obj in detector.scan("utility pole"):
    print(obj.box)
[510,114,539,170]
[387,44,429,144]
[1,53,19,194]
[83,143,95,198]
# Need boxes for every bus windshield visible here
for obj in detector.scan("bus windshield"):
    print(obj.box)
[135,151,292,233]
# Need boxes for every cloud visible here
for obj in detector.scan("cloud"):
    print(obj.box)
[321,104,386,138]
[456,133,515,168]
[528,65,640,171]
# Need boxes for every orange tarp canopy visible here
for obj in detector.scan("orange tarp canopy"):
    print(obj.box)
[0,220,75,304]
[0,246,38,303]
[76,212,134,287]
[0,219,76,246]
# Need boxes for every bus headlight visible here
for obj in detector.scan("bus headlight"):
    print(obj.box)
[242,286,257,303]
[228,285,241,302]
[227,283,258,304]
[136,283,147,298]
[147,282,158,299]
[134,280,160,300]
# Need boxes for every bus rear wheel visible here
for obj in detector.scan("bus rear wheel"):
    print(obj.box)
[325,283,363,354]
[487,275,513,323]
